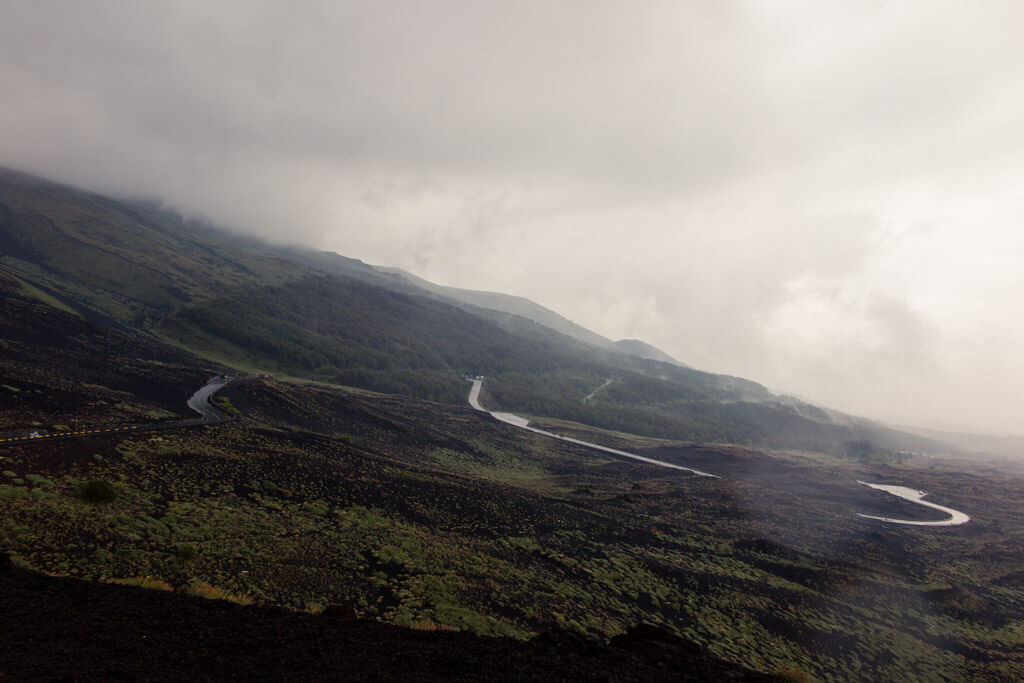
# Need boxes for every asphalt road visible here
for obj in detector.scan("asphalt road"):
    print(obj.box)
[856,480,971,526]
[186,375,235,423]
[1,373,972,526]
[467,379,978,523]
[467,378,719,478]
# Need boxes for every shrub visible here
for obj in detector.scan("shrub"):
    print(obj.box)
[214,396,241,416]
[78,479,117,503]
[175,544,198,562]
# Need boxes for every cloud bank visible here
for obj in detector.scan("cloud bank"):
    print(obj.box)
[2,1,1022,433]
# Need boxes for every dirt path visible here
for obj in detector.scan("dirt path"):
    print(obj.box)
[583,378,613,403]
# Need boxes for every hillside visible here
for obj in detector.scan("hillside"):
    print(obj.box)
[613,338,689,367]
[0,169,310,330]
[2,281,1023,679]
[373,265,619,350]
[0,168,950,459]
[0,556,774,682]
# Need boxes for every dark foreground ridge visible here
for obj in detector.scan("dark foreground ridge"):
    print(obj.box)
[0,557,774,682]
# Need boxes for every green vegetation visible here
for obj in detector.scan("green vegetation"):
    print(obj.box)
[157,273,938,455]
[175,543,199,562]
[213,396,240,417]
[3,271,80,315]
[1,364,1021,679]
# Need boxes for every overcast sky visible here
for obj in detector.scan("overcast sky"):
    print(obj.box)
[2,1,1023,434]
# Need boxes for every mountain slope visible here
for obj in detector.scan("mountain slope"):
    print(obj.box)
[0,168,950,457]
[0,559,773,682]
[3,286,1021,680]
[0,168,311,329]
[4,169,1023,681]
[614,338,689,367]
[373,265,618,349]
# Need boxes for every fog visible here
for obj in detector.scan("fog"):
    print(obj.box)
[2,1,1022,434]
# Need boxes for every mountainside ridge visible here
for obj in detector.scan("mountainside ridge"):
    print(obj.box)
[373,265,619,350]
[0,167,953,457]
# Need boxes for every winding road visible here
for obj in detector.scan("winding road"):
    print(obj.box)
[468,378,719,477]
[0,375,235,445]
[468,378,977,524]
[2,372,973,526]
[186,375,235,424]
[855,481,971,526]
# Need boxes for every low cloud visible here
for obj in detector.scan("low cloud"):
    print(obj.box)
[2,1,1022,433]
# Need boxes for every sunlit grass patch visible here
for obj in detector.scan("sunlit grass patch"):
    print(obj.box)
[185,580,255,605]
[407,618,457,632]
[107,575,174,591]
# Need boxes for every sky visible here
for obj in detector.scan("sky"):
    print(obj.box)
[2,1,1023,435]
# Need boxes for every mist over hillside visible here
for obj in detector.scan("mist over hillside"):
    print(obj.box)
[4,3,1023,436]
[0,168,965,459]
[4,5,1024,677]
[3,217,1023,679]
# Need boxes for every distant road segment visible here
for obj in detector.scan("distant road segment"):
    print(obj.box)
[856,481,971,526]
[467,378,719,478]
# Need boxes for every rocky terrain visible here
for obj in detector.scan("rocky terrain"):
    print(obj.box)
[0,554,774,682]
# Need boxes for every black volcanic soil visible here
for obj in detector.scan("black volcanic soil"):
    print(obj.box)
[0,287,221,431]
[0,557,774,682]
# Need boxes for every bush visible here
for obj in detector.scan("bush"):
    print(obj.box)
[78,479,117,503]
[214,396,241,416]
[175,544,198,562]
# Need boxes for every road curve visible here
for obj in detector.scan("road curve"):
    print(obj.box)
[467,378,719,478]
[0,376,236,445]
[187,375,235,424]
[856,481,971,526]
[3,374,974,526]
